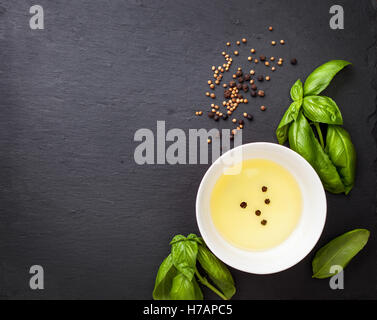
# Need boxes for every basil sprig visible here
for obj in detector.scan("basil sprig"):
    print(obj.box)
[276,60,356,194]
[153,234,235,300]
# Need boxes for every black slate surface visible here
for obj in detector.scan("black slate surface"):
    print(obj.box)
[0,0,376,299]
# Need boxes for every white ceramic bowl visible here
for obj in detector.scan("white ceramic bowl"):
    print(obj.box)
[196,142,327,274]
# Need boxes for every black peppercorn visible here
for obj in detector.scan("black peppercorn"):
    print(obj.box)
[265,199,270,204]
[261,219,267,225]
[239,119,244,125]
[244,74,251,81]
[222,114,228,120]
[236,70,243,77]
[262,186,267,192]
[250,90,257,97]
[229,80,236,88]
[255,210,261,216]
[242,84,249,92]
[208,112,215,118]
[247,114,254,120]
[238,76,244,83]
[259,55,266,61]
[251,84,257,90]
[236,83,242,90]
[257,75,264,82]
[290,58,297,65]
[224,90,231,99]
[240,201,247,208]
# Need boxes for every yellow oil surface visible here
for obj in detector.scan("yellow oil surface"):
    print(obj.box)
[210,159,302,251]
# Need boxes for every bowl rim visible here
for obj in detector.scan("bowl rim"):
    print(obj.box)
[196,142,327,274]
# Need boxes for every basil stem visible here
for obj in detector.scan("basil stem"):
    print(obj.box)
[314,122,324,149]
[194,269,228,300]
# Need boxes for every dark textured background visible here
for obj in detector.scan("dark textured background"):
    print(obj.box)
[0,0,376,299]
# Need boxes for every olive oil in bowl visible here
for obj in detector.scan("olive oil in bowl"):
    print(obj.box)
[210,159,302,251]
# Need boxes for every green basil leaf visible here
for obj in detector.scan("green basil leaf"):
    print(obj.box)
[276,100,302,144]
[290,79,303,101]
[170,273,203,300]
[197,245,235,299]
[288,112,345,193]
[303,60,351,96]
[171,237,198,280]
[187,233,205,246]
[302,96,343,125]
[312,229,370,279]
[170,234,187,245]
[152,254,177,300]
[325,125,356,194]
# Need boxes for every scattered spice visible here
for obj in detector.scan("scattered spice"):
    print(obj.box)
[265,199,270,204]
[261,219,267,225]
[198,32,298,130]
[255,210,261,216]
[240,201,247,208]
[262,186,268,192]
